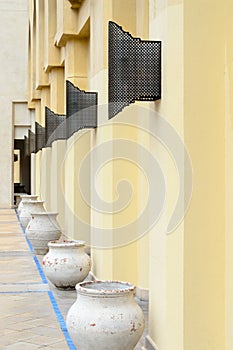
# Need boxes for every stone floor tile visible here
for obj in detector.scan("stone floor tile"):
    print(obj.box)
[39,340,70,349]
[25,335,65,346]
[7,322,42,332]
[30,326,65,338]
[0,235,29,251]
[0,256,42,283]
[4,342,41,349]
[0,283,49,293]
[0,215,18,221]
[0,211,15,214]
[2,328,15,336]
[0,225,22,233]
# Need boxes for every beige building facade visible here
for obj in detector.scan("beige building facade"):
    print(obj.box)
[1,0,233,349]
[0,0,32,207]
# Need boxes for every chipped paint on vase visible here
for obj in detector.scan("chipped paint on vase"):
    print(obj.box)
[42,240,91,289]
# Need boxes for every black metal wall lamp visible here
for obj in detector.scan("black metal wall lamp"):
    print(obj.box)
[108,21,161,119]
[45,107,66,147]
[35,122,46,152]
[66,80,98,138]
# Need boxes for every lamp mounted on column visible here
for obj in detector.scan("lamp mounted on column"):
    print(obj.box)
[28,130,36,154]
[66,80,98,139]
[45,107,66,147]
[108,21,161,119]
[35,122,46,152]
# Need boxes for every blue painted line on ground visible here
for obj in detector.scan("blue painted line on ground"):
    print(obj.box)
[33,255,48,284]
[14,208,76,349]
[48,291,76,350]
[14,208,36,254]
[15,210,20,221]
[26,235,35,253]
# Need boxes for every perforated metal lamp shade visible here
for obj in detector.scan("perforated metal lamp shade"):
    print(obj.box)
[45,107,66,147]
[66,80,98,139]
[35,122,46,152]
[108,21,161,119]
[28,130,36,154]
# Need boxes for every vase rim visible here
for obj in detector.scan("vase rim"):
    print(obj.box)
[30,212,58,216]
[25,200,45,204]
[48,240,85,248]
[76,280,135,296]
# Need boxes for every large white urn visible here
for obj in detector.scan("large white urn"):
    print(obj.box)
[26,212,62,255]
[42,240,91,289]
[18,195,38,215]
[19,200,45,229]
[66,280,145,350]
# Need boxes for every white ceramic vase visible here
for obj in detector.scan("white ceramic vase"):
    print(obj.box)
[19,200,45,229]
[18,195,38,215]
[66,281,145,350]
[42,240,91,289]
[26,212,62,255]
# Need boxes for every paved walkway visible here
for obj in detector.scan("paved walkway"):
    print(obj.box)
[0,208,148,350]
[0,208,73,350]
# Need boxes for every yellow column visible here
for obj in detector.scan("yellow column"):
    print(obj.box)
[35,0,49,88]
[49,66,65,227]
[65,38,89,90]
[183,1,225,349]
[50,139,66,230]
[39,86,51,208]
[147,1,184,349]
[225,3,233,350]
[40,148,52,210]
[49,67,65,113]
[44,0,61,71]
[90,0,141,285]
[30,153,37,195]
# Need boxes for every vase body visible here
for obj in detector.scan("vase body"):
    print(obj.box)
[19,200,45,229]
[26,213,61,254]
[66,281,145,350]
[18,195,38,215]
[43,240,91,288]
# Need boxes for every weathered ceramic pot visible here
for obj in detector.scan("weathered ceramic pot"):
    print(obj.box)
[19,200,45,229]
[66,281,145,350]
[26,212,62,255]
[18,195,38,215]
[42,240,91,289]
